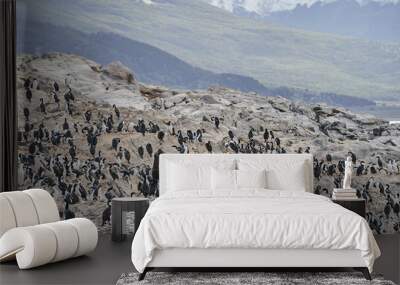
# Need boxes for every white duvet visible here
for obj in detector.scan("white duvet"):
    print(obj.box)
[131,190,380,273]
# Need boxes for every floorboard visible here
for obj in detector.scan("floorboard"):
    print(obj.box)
[0,234,133,285]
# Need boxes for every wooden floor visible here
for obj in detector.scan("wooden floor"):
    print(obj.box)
[0,234,398,285]
[0,234,133,285]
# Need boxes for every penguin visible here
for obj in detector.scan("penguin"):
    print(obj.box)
[40,98,46,114]
[394,203,399,217]
[377,156,383,169]
[70,188,80,204]
[365,178,372,191]
[138,146,144,159]
[137,120,146,136]
[157,131,165,143]
[378,183,385,194]
[74,182,87,201]
[90,144,96,156]
[53,81,59,92]
[101,200,111,226]
[111,138,120,151]
[263,129,269,142]
[53,91,60,107]
[73,123,79,133]
[177,130,184,143]
[187,130,194,143]
[117,121,124,132]
[385,184,391,195]
[64,200,75,220]
[196,129,203,142]
[384,202,391,219]
[63,118,69,130]
[113,104,120,120]
[313,159,322,180]
[248,129,254,140]
[124,149,131,163]
[146,143,153,157]
[327,164,336,176]
[69,144,76,159]
[357,162,365,176]
[106,119,113,133]
[228,130,235,140]
[25,88,32,102]
[28,142,36,155]
[229,141,239,153]
[269,130,274,139]
[23,78,31,89]
[84,110,92,123]
[213,117,220,129]
[116,147,124,161]
[326,154,332,162]
[205,141,212,153]
[172,143,186,154]
[109,165,119,181]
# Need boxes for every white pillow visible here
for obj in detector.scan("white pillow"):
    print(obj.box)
[168,163,211,191]
[236,169,267,189]
[211,168,237,191]
[238,159,307,192]
[166,158,237,193]
[268,161,306,191]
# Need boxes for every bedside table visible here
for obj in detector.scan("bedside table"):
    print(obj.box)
[332,198,366,218]
[111,197,149,242]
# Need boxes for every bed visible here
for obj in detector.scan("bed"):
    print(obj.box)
[131,154,380,280]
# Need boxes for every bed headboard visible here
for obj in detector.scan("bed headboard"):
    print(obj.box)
[159,154,314,196]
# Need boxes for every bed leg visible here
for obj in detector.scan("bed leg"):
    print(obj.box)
[138,268,148,281]
[354,267,371,280]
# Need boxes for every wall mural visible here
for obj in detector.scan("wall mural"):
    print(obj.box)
[16,0,400,234]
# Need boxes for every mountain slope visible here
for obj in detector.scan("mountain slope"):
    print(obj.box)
[18,22,375,107]
[17,22,271,94]
[17,0,400,100]
[266,0,400,43]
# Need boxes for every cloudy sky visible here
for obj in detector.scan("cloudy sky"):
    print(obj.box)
[206,0,399,13]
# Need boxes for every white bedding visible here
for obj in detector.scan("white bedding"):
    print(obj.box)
[131,190,380,273]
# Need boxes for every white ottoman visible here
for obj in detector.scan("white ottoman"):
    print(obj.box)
[0,189,98,269]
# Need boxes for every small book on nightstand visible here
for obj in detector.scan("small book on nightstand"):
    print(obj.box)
[332,188,358,200]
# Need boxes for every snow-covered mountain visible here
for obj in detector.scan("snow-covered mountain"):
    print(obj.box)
[205,0,399,13]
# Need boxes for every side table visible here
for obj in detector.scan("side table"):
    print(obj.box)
[332,198,366,218]
[111,197,149,242]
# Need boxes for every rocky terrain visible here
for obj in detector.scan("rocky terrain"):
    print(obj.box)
[16,53,400,234]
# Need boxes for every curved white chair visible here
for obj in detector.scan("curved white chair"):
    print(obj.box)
[0,189,98,269]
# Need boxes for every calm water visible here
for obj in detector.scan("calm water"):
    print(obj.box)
[350,104,400,122]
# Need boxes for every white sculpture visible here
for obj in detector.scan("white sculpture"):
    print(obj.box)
[343,156,353,189]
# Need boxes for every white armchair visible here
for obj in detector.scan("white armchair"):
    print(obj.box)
[0,189,98,269]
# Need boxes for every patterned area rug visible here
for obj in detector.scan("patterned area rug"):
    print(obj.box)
[116,272,396,285]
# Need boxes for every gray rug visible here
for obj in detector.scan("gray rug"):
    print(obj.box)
[116,272,396,285]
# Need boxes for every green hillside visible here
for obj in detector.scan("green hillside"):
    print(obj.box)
[17,0,400,100]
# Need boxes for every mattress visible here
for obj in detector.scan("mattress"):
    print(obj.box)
[131,190,380,273]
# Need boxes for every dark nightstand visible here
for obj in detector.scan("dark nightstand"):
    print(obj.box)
[111,197,149,242]
[332,198,366,218]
